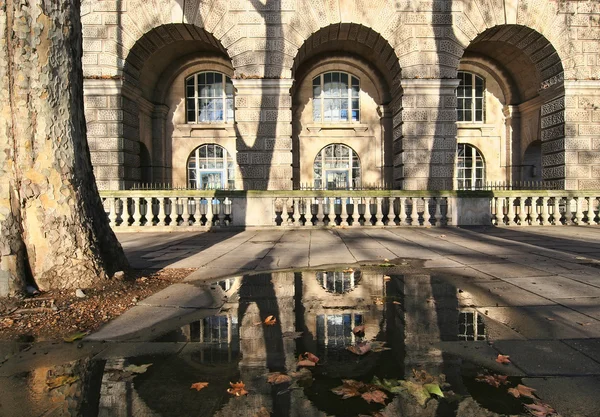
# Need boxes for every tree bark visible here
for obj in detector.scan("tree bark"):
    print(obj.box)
[0,0,128,295]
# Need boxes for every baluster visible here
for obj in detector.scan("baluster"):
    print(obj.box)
[552,196,561,225]
[375,197,384,226]
[426,197,435,226]
[131,197,142,226]
[506,197,515,226]
[217,198,226,226]
[106,198,116,227]
[516,197,525,226]
[493,197,501,226]
[594,197,600,225]
[435,197,443,227]
[350,198,360,227]
[186,197,195,226]
[205,197,213,227]
[156,197,166,226]
[291,199,299,227]
[399,197,407,226]
[564,196,573,225]
[168,197,177,226]
[324,197,334,226]
[194,197,202,226]
[575,196,585,225]
[299,199,308,227]
[540,196,550,225]
[283,198,292,226]
[340,197,349,227]
[316,198,325,226]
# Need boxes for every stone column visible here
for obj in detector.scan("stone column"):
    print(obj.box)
[399,79,460,190]
[84,79,140,190]
[233,79,293,190]
[503,105,521,182]
[380,104,394,187]
[151,105,170,184]
[540,85,567,189]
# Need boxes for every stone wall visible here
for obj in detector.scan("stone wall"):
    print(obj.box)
[80,0,600,190]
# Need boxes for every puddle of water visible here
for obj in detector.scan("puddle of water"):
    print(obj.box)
[0,268,535,417]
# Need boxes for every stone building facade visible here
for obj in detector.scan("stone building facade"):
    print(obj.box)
[81,0,600,191]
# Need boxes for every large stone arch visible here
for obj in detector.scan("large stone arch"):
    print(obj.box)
[457,24,566,187]
[290,23,403,189]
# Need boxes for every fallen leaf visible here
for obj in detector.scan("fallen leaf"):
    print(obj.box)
[347,341,371,356]
[227,381,248,396]
[46,375,80,389]
[267,372,292,385]
[331,380,364,399]
[298,352,319,364]
[372,297,384,305]
[525,401,555,417]
[254,407,270,417]
[495,354,511,364]
[123,363,152,374]
[383,258,390,262]
[508,387,520,398]
[63,331,87,343]
[399,380,431,406]
[352,325,365,335]
[297,359,316,367]
[264,315,277,326]
[546,317,555,321]
[515,384,536,399]
[361,389,388,404]
[475,374,510,388]
[424,383,444,398]
[383,276,391,282]
[370,341,391,353]
[577,321,593,326]
[190,382,209,391]
[343,268,354,273]
[392,300,401,305]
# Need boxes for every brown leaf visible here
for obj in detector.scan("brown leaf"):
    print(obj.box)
[343,268,354,273]
[190,382,209,391]
[297,359,316,367]
[495,354,511,364]
[361,390,388,404]
[392,301,401,305]
[525,401,555,417]
[331,380,365,399]
[267,373,292,385]
[298,352,319,364]
[370,341,391,353]
[475,374,509,388]
[508,387,520,398]
[577,321,593,326]
[516,384,536,399]
[264,315,277,326]
[254,407,270,417]
[347,342,371,356]
[352,325,365,335]
[227,381,248,396]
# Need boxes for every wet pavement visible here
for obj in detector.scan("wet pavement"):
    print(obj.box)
[2,227,600,416]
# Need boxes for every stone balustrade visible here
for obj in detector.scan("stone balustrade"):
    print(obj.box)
[491,192,600,226]
[99,190,600,231]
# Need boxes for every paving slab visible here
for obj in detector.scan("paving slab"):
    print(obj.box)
[469,262,552,278]
[522,376,600,417]
[457,281,556,307]
[493,340,600,376]
[558,297,600,320]
[504,275,600,299]
[562,339,600,363]
[138,283,216,309]
[93,342,187,360]
[436,341,525,376]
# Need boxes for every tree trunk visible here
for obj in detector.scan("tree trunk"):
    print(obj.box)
[0,0,128,295]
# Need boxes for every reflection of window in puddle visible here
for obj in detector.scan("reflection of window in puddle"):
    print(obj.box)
[458,310,486,341]
[184,315,240,363]
[216,278,237,292]
[317,313,363,351]
[316,270,361,293]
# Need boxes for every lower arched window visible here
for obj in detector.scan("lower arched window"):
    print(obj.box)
[314,144,361,190]
[457,144,485,190]
[187,144,234,189]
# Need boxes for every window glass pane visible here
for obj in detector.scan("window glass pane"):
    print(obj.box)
[206,72,214,85]
[313,99,321,121]
[340,72,348,86]
[352,110,359,122]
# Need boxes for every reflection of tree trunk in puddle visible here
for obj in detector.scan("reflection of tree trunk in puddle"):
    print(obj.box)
[215,273,294,417]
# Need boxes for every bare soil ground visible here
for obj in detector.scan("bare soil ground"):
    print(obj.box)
[0,268,195,342]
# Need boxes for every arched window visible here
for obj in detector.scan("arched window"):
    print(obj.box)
[312,72,360,122]
[457,71,484,122]
[187,144,234,189]
[457,144,485,190]
[186,72,234,123]
[314,144,361,190]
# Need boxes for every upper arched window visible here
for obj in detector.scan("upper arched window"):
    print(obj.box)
[457,144,485,190]
[312,72,360,122]
[186,72,234,123]
[457,71,484,123]
[314,144,361,190]
[187,144,234,189]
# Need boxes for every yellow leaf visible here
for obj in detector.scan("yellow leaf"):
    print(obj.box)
[47,375,80,389]
[63,331,87,343]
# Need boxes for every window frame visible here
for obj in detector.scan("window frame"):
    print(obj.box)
[187,144,235,190]
[457,143,485,190]
[313,144,361,190]
[185,71,234,124]
[312,71,360,123]
[457,71,485,123]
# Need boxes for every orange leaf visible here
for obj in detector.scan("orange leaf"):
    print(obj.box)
[264,315,277,326]
[508,387,520,398]
[525,401,555,416]
[516,384,536,399]
[227,381,248,396]
[266,373,292,385]
[352,325,365,335]
[190,382,209,391]
[297,359,316,367]
[495,354,511,364]
[361,390,388,404]
[298,352,319,364]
